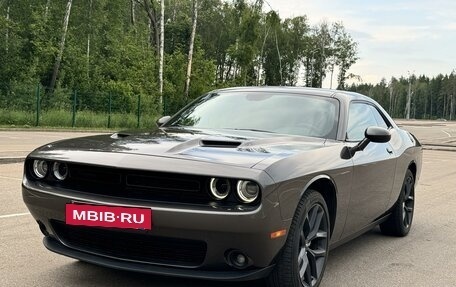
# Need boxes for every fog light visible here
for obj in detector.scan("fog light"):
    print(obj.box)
[235,254,246,265]
[209,178,231,200]
[226,250,250,269]
[236,180,260,203]
[32,160,48,179]
[53,162,68,181]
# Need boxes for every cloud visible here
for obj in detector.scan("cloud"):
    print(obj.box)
[265,0,456,84]
[371,25,436,43]
[443,23,456,30]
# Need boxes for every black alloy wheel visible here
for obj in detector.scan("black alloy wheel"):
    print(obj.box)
[298,203,329,286]
[268,190,330,287]
[380,169,415,237]
[402,173,415,229]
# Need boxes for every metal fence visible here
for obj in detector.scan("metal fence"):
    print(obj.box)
[0,83,163,128]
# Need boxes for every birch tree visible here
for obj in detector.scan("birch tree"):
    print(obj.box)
[184,0,198,98]
[86,0,92,79]
[130,0,136,26]
[159,0,164,105]
[5,1,9,53]
[49,0,73,92]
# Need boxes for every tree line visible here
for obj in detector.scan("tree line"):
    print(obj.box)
[349,73,456,120]
[0,0,359,116]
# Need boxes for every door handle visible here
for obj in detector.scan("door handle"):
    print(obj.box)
[386,147,393,154]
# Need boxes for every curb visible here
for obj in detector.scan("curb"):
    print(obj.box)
[422,146,456,152]
[0,157,25,164]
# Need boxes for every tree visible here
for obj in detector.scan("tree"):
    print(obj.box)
[142,0,160,54]
[184,0,198,98]
[49,0,72,92]
[333,24,358,90]
[5,0,9,53]
[159,0,164,105]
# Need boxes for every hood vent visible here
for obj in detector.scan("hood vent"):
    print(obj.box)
[111,132,130,139]
[200,140,242,148]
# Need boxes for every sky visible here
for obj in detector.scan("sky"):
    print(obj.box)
[265,0,456,87]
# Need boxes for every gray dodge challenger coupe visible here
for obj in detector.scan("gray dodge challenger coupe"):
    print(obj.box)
[23,87,422,287]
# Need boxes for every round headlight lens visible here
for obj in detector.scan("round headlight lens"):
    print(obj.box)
[53,162,68,181]
[32,160,48,179]
[209,178,231,200]
[236,180,260,203]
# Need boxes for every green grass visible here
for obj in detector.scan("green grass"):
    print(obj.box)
[0,109,158,129]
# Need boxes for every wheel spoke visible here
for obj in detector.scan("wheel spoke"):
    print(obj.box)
[307,207,323,241]
[308,247,326,258]
[404,178,412,198]
[300,230,305,245]
[308,250,318,280]
[403,210,409,226]
[298,247,308,279]
[308,206,318,230]
[404,185,410,198]
[401,175,415,228]
[298,247,312,287]
[315,231,328,240]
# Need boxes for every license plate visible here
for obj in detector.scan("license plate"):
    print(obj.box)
[66,203,152,230]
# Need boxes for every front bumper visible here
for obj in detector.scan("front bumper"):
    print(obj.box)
[43,237,275,281]
[23,179,287,281]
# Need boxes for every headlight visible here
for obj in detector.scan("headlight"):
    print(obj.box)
[209,178,231,200]
[236,180,260,203]
[53,162,68,181]
[32,160,48,179]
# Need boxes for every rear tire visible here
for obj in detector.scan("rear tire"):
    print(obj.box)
[380,169,415,237]
[267,190,330,287]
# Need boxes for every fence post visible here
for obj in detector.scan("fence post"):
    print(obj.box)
[108,92,112,128]
[72,90,77,128]
[137,94,141,128]
[35,84,40,126]
[163,94,167,115]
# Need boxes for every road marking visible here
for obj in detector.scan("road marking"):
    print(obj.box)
[442,130,452,137]
[0,212,30,219]
[0,175,22,181]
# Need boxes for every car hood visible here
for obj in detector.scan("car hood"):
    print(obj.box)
[32,127,327,168]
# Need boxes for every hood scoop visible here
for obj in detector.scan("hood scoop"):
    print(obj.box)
[200,139,242,148]
[111,132,131,139]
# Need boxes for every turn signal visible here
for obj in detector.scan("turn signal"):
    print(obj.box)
[270,229,287,239]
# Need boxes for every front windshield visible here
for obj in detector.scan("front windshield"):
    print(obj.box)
[165,92,339,139]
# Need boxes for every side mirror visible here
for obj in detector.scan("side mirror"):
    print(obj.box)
[156,115,171,127]
[341,126,391,159]
[365,126,391,143]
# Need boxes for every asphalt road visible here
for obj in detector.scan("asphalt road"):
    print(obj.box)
[396,119,456,150]
[1,123,456,286]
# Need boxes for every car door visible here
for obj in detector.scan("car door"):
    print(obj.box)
[342,102,397,237]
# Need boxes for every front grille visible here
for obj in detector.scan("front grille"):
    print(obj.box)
[62,164,211,205]
[51,221,207,267]
[25,159,261,208]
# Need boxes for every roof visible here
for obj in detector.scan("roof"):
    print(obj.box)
[212,86,373,103]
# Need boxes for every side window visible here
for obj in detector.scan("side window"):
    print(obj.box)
[346,103,378,141]
[369,106,389,129]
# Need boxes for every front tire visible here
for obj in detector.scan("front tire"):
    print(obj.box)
[380,169,415,237]
[268,190,330,287]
